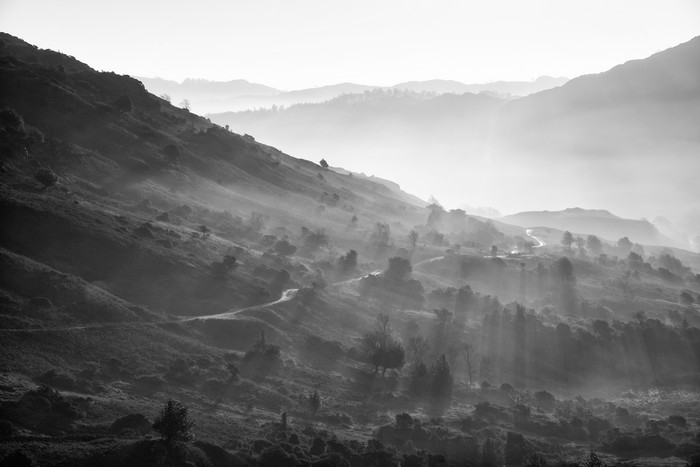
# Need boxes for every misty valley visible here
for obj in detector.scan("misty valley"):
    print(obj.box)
[1,32,699,467]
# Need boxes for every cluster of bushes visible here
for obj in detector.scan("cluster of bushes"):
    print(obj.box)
[0,386,80,435]
[360,257,425,308]
[241,331,282,377]
[408,354,453,403]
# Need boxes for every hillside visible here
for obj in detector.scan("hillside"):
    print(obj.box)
[1,32,700,467]
[493,35,700,221]
[206,36,700,232]
[137,77,567,114]
[137,77,281,103]
[499,208,681,247]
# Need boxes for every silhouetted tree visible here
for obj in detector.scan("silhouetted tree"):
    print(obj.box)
[617,236,633,255]
[274,240,297,256]
[407,335,430,367]
[409,361,430,396]
[371,222,391,250]
[152,399,194,444]
[242,330,282,375]
[319,158,329,168]
[586,235,603,255]
[361,314,405,375]
[431,354,453,401]
[386,256,412,282]
[561,231,574,251]
[337,249,358,274]
[628,252,644,269]
[180,99,191,111]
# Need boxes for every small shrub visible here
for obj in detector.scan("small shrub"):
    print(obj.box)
[34,167,58,189]
[274,240,298,257]
[113,94,133,113]
[163,144,180,161]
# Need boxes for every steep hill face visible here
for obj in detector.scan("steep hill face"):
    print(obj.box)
[0,32,427,319]
[497,35,700,155]
[0,33,423,215]
[492,36,700,218]
[499,208,680,247]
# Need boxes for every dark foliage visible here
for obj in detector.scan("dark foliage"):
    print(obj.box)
[152,399,194,443]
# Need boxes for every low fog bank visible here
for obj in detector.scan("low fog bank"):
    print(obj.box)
[209,36,700,250]
[211,103,700,249]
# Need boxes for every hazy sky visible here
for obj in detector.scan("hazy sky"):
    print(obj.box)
[1,0,698,90]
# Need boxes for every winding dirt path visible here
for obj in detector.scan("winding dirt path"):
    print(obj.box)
[0,255,447,332]
[526,228,546,248]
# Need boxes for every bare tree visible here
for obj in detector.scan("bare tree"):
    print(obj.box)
[407,335,430,367]
[180,99,191,111]
[561,231,574,252]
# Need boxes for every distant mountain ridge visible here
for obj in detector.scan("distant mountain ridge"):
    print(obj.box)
[499,208,681,248]
[137,76,568,114]
[391,76,568,96]
[203,35,700,234]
